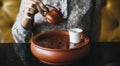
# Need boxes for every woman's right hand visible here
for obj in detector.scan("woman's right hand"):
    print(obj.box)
[21,0,48,30]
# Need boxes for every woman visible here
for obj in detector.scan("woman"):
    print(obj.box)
[12,0,95,43]
[12,0,101,66]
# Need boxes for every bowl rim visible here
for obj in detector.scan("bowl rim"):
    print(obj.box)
[31,30,90,51]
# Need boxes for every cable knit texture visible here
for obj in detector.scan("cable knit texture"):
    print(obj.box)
[12,0,100,43]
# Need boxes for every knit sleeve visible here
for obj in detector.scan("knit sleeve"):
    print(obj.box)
[11,0,32,43]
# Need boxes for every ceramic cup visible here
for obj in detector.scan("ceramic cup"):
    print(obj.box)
[68,28,83,44]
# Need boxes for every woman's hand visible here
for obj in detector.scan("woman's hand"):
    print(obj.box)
[21,0,48,30]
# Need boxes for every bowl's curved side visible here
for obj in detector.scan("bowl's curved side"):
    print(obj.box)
[31,39,90,65]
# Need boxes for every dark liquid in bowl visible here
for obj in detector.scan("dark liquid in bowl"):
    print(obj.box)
[36,34,84,49]
[36,35,71,49]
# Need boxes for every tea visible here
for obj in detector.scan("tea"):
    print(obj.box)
[36,35,70,49]
[36,33,84,49]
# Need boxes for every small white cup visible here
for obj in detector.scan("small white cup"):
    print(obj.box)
[68,28,83,44]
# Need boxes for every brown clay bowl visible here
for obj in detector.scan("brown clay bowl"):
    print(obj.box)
[30,30,90,65]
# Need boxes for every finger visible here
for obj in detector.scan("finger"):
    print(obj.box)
[36,4,44,15]
[27,7,36,14]
[25,1,38,14]
[25,0,37,9]
[28,0,45,15]
[33,0,49,12]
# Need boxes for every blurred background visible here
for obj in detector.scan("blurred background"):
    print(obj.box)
[0,0,20,43]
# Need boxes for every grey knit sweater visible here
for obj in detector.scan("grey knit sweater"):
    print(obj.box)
[12,0,101,43]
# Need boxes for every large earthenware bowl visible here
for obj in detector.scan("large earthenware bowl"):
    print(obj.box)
[30,30,90,65]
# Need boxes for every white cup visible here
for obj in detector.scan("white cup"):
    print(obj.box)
[68,28,83,44]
